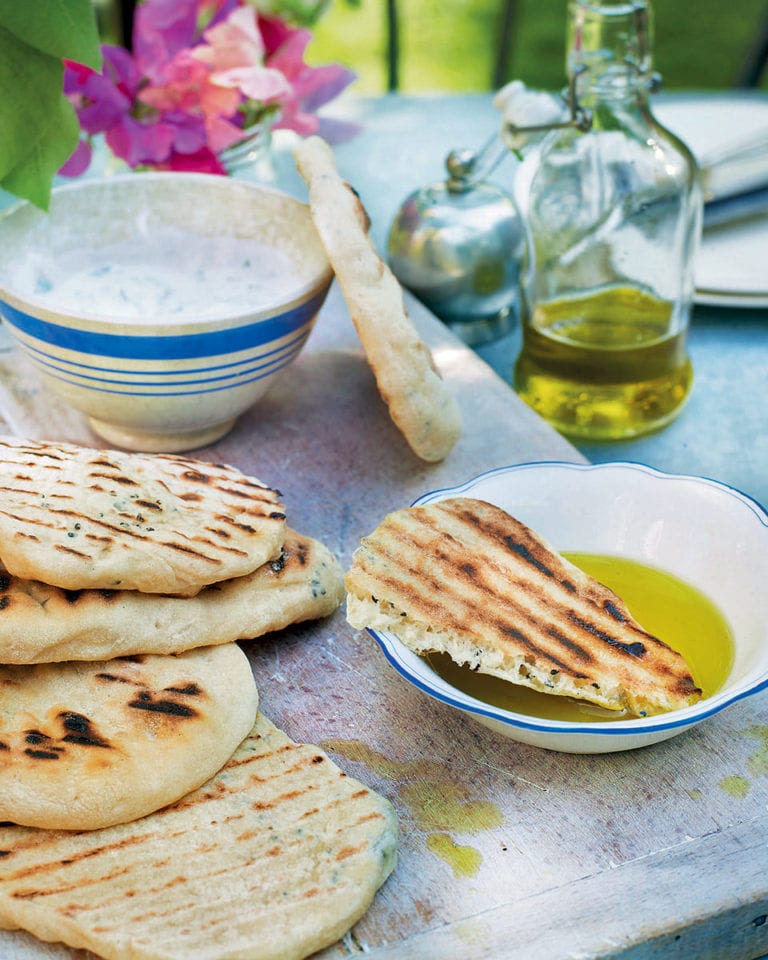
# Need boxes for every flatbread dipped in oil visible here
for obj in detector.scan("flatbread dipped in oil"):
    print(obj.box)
[345,497,702,717]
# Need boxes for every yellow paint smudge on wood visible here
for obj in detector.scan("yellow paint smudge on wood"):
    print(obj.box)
[426,833,483,878]
[321,738,403,779]
[401,781,504,834]
[719,775,751,799]
[737,724,768,777]
[321,738,504,850]
[453,916,493,947]
[322,737,469,783]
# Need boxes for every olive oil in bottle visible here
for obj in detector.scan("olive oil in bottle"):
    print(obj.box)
[513,0,702,441]
[514,286,694,440]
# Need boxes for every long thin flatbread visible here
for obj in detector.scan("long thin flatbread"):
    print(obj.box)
[294,136,462,462]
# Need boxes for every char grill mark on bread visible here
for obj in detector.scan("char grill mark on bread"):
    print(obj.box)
[0,644,259,830]
[345,497,702,716]
[0,438,286,595]
[0,529,344,664]
[0,713,398,960]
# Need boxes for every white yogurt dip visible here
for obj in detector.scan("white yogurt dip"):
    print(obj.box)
[17,228,305,323]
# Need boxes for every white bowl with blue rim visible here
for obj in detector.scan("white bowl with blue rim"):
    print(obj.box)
[0,173,332,452]
[367,462,768,753]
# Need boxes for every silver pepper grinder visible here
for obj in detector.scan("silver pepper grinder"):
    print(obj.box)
[387,137,523,346]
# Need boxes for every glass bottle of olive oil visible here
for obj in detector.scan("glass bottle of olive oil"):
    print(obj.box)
[514,0,702,440]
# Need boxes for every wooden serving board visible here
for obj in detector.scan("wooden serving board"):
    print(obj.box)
[0,285,766,960]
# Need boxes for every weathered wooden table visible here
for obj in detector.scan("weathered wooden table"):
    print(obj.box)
[0,277,766,960]
[1,92,766,960]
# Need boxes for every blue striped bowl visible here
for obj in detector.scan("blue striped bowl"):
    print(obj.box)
[0,173,333,451]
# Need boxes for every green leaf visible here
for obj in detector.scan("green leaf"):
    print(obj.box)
[0,27,69,177]
[0,25,81,209]
[0,0,102,207]
[1,94,80,210]
[0,0,101,68]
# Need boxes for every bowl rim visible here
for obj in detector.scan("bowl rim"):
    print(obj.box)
[0,173,334,330]
[367,460,768,739]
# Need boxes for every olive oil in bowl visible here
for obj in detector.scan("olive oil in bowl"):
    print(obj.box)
[513,287,693,441]
[427,555,733,724]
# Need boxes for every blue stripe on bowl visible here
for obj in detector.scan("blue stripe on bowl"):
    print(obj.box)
[21,330,309,387]
[33,347,300,398]
[17,328,308,377]
[29,340,304,391]
[0,287,328,360]
[369,626,715,737]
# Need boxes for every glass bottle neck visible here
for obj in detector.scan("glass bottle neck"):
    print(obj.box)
[567,0,654,101]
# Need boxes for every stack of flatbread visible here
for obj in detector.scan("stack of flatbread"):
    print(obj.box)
[0,437,397,960]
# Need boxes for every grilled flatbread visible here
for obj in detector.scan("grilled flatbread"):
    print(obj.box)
[0,437,285,595]
[0,643,258,830]
[0,528,344,664]
[0,712,398,960]
[345,497,702,717]
[294,136,462,463]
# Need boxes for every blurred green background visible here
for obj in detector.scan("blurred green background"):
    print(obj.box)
[308,0,768,95]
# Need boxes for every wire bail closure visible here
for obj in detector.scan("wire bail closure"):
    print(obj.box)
[502,62,662,147]
[503,69,593,144]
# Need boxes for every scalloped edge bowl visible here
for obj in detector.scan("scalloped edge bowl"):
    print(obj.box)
[366,461,768,753]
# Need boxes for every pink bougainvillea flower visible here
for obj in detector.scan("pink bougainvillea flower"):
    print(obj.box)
[213,64,291,103]
[264,24,356,139]
[165,145,228,174]
[139,50,239,116]
[63,50,136,134]
[197,5,291,107]
[132,0,198,75]
[58,137,92,177]
[203,111,250,154]
[139,51,247,154]
[60,0,358,177]
[158,110,207,154]
[132,0,237,81]
[256,14,294,57]
[104,114,177,168]
[62,49,159,171]
[101,45,143,100]
[196,4,264,70]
